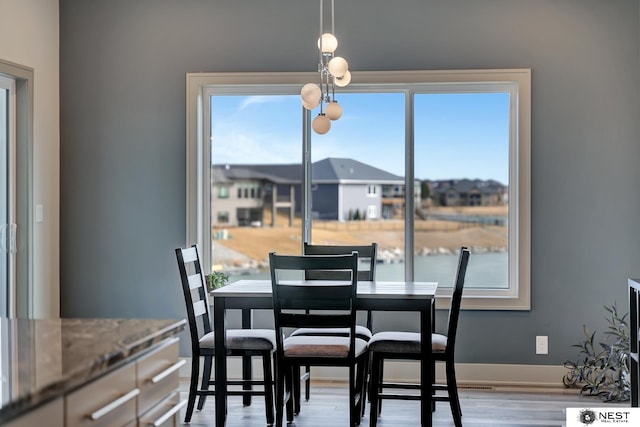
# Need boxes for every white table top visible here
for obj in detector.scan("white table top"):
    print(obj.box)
[212,279,437,299]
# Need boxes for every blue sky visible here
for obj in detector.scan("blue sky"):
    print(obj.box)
[211,91,510,184]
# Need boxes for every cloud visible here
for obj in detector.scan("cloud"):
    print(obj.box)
[239,96,285,110]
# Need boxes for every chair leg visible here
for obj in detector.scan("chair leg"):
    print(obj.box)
[285,365,295,423]
[377,357,384,416]
[196,355,212,411]
[349,364,357,427]
[305,364,311,401]
[368,353,381,427]
[185,355,200,423]
[361,352,369,418]
[446,360,463,427]
[263,352,275,426]
[293,365,301,415]
[355,358,367,425]
[275,359,285,427]
[242,354,253,406]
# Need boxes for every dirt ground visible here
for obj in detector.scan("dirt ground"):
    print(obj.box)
[214,206,508,263]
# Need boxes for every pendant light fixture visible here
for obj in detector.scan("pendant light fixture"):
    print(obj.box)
[300,0,351,135]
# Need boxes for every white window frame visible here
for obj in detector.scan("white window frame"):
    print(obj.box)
[186,69,531,310]
[0,59,34,318]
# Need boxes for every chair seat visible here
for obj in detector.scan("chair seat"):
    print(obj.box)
[290,325,373,341]
[368,331,447,353]
[283,335,368,358]
[199,329,277,351]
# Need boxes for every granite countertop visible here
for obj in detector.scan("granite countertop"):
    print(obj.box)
[0,317,186,422]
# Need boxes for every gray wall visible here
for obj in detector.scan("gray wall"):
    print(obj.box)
[60,0,640,365]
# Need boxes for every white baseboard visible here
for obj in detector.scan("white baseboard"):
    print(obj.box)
[179,357,567,388]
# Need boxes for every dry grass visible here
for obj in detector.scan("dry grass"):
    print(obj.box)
[215,206,508,262]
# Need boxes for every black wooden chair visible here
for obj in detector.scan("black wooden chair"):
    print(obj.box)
[269,251,368,427]
[176,245,276,425]
[367,247,471,427]
[291,242,377,409]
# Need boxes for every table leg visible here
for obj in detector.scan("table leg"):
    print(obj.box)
[421,301,433,426]
[214,296,227,426]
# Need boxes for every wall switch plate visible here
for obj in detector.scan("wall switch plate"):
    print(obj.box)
[536,336,548,354]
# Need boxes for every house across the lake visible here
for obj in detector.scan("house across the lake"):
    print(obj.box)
[428,179,508,207]
[211,158,507,228]
[211,157,410,227]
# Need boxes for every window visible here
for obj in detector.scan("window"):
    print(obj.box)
[217,211,229,224]
[0,59,34,318]
[218,186,229,198]
[187,69,531,310]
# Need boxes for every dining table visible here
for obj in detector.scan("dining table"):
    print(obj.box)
[211,279,438,426]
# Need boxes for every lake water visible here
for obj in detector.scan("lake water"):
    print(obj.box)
[229,252,508,290]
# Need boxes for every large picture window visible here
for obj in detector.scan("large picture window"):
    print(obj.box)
[186,70,531,309]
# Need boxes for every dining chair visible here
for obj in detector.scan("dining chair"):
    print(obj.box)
[367,246,470,427]
[291,242,377,410]
[175,245,276,425]
[269,251,368,427]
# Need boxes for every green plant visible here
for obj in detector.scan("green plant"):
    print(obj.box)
[563,303,630,402]
[206,270,229,291]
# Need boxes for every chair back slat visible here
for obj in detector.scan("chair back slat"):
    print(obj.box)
[188,273,202,290]
[176,245,213,358]
[280,313,353,329]
[303,243,377,281]
[445,247,471,354]
[181,246,199,263]
[269,251,359,358]
[303,243,377,329]
[193,299,208,318]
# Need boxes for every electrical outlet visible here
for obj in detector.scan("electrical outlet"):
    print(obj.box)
[536,336,548,355]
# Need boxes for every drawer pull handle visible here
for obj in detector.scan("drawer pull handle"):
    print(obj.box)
[89,388,140,420]
[150,359,186,384]
[147,399,187,426]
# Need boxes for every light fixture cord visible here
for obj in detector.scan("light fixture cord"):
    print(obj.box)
[319,0,325,112]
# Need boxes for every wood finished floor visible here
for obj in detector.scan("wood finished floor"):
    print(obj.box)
[178,380,629,426]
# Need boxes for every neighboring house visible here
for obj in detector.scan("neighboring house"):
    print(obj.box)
[429,179,507,207]
[211,163,300,227]
[210,157,407,227]
[312,158,406,221]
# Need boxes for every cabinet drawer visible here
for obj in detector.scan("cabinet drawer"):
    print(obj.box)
[65,363,138,427]
[138,392,186,427]
[137,337,183,416]
[4,397,63,427]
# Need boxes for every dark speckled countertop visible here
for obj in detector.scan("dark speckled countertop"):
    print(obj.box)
[0,317,186,423]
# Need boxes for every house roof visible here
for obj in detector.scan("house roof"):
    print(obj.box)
[312,158,404,183]
[212,158,404,184]
[211,164,301,184]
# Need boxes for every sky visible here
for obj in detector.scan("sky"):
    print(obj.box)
[210,91,510,184]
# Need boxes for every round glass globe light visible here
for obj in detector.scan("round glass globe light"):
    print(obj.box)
[317,33,338,53]
[328,56,348,78]
[300,83,321,110]
[334,70,352,87]
[312,114,331,134]
[325,101,343,121]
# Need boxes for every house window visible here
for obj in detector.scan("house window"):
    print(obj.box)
[217,211,229,224]
[187,69,531,310]
[218,186,229,198]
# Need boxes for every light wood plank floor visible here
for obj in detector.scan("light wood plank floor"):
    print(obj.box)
[179,380,628,427]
